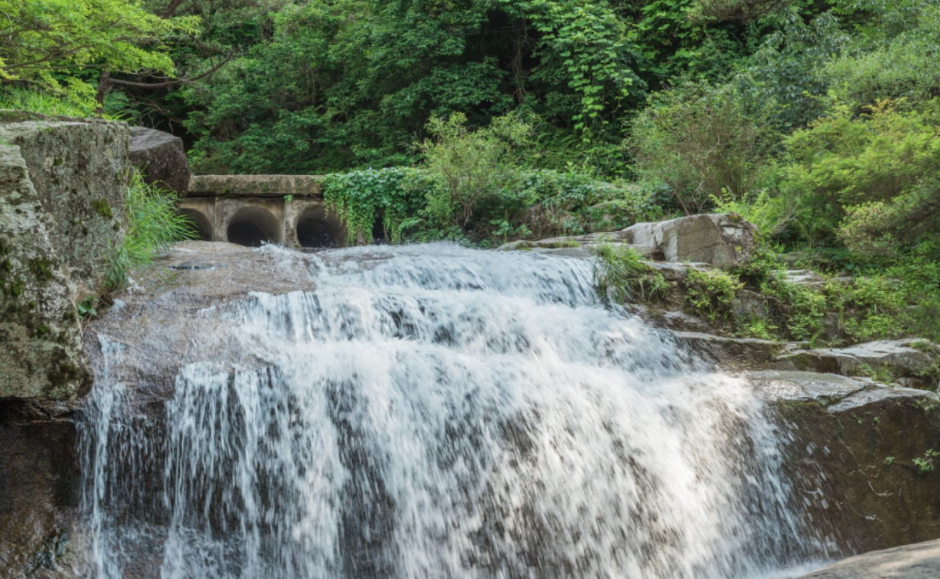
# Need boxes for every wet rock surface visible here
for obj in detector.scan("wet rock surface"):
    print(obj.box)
[0,401,81,578]
[777,339,940,389]
[799,538,940,578]
[752,371,940,557]
[83,242,320,405]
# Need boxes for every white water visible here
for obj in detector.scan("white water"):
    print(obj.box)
[80,244,814,578]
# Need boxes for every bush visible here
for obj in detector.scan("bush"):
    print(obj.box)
[824,5,940,109]
[420,112,533,233]
[684,268,744,325]
[783,100,940,255]
[106,171,194,290]
[323,168,433,244]
[629,81,777,214]
[593,245,669,304]
[517,170,664,238]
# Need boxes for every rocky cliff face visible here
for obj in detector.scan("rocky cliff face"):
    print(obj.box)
[0,116,131,577]
[0,118,129,400]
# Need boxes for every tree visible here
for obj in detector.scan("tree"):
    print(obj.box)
[0,0,196,107]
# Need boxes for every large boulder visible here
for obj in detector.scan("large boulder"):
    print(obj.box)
[0,118,130,400]
[0,116,132,577]
[128,127,190,197]
[0,120,129,399]
[619,213,757,267]
[499,213,757,268]
[753,371,940,556]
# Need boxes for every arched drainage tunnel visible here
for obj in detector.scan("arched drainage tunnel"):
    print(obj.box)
[227,206,282,247]
[180,208,213,242]
[293,205,342,249]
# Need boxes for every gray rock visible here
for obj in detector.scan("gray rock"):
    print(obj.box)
[776,339,940,388]
[618,213,757,268]
[671,331,800,370]
[799,538,940,578]
[0,119,128,297]
[128,127,190,197]
[782,269,828,290]
[764,371,940,557]
[500,213,757,269]
[748,370,873,403]
[0,401,81,577]
[0,137,91,400]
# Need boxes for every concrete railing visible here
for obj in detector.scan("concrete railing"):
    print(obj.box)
[188,174,325,198]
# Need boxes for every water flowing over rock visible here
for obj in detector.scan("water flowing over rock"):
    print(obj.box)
[79,243,818,578]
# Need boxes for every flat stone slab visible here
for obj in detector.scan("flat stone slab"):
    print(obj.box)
[776,339,940,388]
[189,174,324,197]
[799,538,940,578]
[748,369,938,411]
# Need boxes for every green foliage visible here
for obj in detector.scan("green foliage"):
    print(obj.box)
[0,0,196,110]
[737,315,779,340]
[825,5,940,109]
[914,449,939,475]
[711,188,795,238]
[630,81,777,214]
[594,245,669,303]
[783,100,940,255]
[323,168,433,244]
[839,277,907,342]
[765,277,827,340]
[503,0,643,139]
[323,115,650,246]
[420,112,533,231]
[684,268,744,324]
[743,11,848,130]
[106,171,194,291]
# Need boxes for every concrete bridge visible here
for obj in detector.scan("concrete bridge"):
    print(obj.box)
[180,175,349,248]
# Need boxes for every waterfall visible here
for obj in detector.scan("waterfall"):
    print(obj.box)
[79,243,815,578]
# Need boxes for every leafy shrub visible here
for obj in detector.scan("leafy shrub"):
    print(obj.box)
[742,11,848,130]
[914,449,939,475]
[766,278,827,340]
[517,170,664,238]
[593,245,669,303]
[323,168,433,244]
[711,187,795,239]
[106,171,194,290]
[824,5,940,109]
[630,81,777,214]
[690,0,790,22]
[783,100,940,255]
[684,268,743,324]
[840,276,907,342]
[419,112,533,232]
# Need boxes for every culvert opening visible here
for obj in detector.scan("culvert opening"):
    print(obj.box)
[227,207,280,247]
[297,217,339,248]
[180,209,213,242]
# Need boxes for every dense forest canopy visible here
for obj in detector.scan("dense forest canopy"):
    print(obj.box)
[3,0,940,339]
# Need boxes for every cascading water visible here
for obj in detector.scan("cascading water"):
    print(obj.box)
[79,243,818,578]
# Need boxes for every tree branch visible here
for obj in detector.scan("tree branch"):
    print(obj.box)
[108,52,235,89]
[160,0,186,19]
